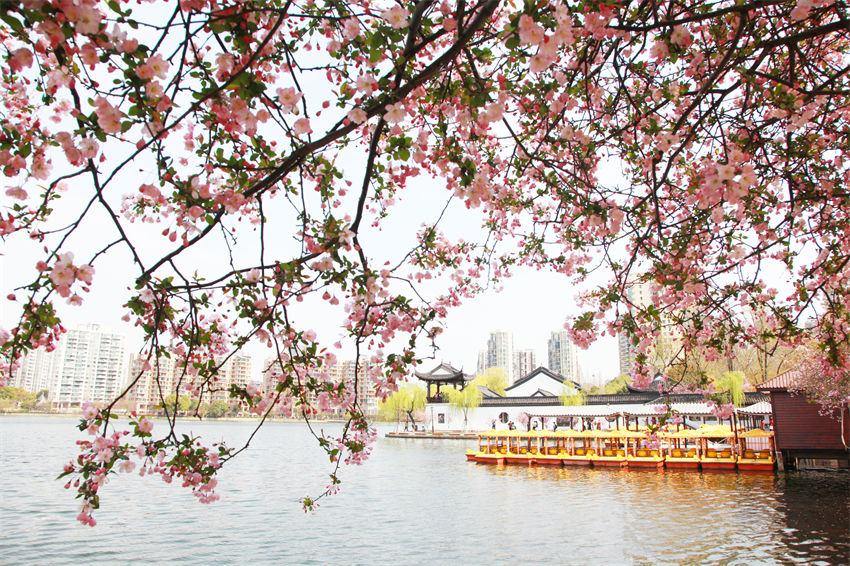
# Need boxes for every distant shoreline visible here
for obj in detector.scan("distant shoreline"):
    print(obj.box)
[0,412,390,424]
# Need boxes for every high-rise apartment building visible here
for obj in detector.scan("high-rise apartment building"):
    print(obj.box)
[514,349,536,380]
[128,353,253,414]
[126,353,182,414]
[262,357,378,416]
[209,355,253,403]
[16,324,129,408]
[12,347,59,393]
[548,330,581,384]
[618,282,654,377]
[479,331,515,385]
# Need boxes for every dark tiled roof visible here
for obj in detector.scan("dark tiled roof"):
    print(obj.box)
[505,366,581,392]
[757,368,803,391]
[414,362,470,382]
[480,391,769,408]
[477,385,502,398]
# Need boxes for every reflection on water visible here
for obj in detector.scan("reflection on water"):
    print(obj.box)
[1,416,848,565]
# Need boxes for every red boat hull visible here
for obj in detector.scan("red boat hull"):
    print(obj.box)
[665,461,699,469]
[737,462,775,472]
[701,461,736,471]
[628,460,665,469]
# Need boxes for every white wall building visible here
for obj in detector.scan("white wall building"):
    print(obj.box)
[47,324,127,408]
[424,366,581,430]
[548,330,581,384]
[12,347,59,393]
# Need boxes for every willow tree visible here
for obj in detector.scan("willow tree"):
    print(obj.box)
[473,368,508,395]
[560,385,586,407]
[443,384,483,429]
[2,0,849,524]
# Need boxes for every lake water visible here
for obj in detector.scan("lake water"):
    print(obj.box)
[1,416,848,565]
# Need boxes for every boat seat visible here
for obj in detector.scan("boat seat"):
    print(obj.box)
[637,449,648,457]
[603,449,614,457]
[706,449,718,458]
[744,450,756,459]
[616,450,625,457]
[686,449,697,458]
[575,448,585,456]
[649,450,659,457]
[720,450,732,458]
[756,451,771,459]
[671,449,683,458]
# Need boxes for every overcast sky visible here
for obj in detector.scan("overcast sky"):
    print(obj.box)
[0,8,623,386]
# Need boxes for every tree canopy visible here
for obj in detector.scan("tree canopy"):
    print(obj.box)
[443,382,482,428]
[473,368,508,395]
[2,0,849,524]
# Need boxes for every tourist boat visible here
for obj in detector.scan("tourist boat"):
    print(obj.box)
[660,429,701,469]
[466,427,776,473]
[559,430,597,466]
[695,425,737,471]
[623,429,665,469]
[735,429,776,472]
[467,431,507,463]
[527,431,567,466]
[591,430,628,467]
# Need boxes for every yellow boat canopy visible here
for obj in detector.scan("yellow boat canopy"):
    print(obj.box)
[738,428,774,438]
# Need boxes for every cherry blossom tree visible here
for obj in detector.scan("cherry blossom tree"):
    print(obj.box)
[2,0,849,524]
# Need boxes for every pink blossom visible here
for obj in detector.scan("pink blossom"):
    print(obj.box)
[293,117,312,136]
[347,108,368,124]
[277,87,303,112]
[383,103,405,124]
[382,6,410,29]
[138,418,154,434]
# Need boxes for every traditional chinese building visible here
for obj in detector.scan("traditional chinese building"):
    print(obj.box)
[758,369,849,470]
[420,365,769,432]
[414,362,471,403]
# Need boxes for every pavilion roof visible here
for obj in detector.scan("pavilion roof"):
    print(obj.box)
[414,362,471,382]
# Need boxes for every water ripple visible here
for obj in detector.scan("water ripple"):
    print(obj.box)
[1,416,849,565]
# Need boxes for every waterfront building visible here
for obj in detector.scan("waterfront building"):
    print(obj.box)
[758,369,850,470]
[262,357,378,416]
[547,330,581,384]
[419,363,770,432]
[126,353,182,414]
[31,324,127,409]
[415,362,471,405]
[208,355,253,403]
[480,331,515,384]
[11,346,59,394]
[329,359,378,416]
[128,353,252,414]
[514,349,536,380]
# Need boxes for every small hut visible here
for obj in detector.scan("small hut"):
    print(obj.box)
[758,369,849,470]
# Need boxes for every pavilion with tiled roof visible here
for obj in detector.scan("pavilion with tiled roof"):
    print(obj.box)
[414,362,471,402]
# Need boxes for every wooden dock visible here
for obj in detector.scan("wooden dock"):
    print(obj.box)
[385,430,478,440]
